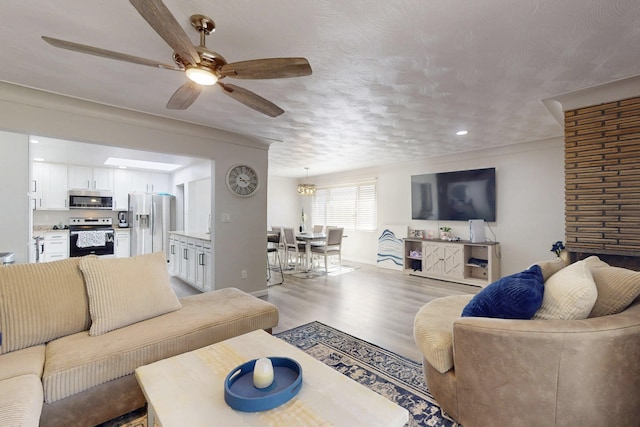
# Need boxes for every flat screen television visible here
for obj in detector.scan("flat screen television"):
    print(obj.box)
[411,167,496,221]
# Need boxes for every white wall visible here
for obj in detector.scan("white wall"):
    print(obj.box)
[266,176,302,230]
[0,131,30,263]
[268,137,565,277]
[0,83,270,295]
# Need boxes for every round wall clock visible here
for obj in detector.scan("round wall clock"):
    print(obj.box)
[226,164,259,197]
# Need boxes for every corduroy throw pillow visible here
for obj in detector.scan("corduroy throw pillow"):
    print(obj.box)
[533,256,599,320]
[461,265,544,319]
[79,252,181,336]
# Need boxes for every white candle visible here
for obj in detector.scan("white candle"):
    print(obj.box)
[253,357,274,389]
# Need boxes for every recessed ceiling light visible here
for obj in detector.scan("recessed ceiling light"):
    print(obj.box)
[456,130,468,136]
[33,157,44,162]
[30,139,39,144]
[104,157,182,171]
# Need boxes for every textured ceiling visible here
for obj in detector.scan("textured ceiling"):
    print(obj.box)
[2,1,640,178]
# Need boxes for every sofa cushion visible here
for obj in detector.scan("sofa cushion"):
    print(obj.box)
[79,252,182,336]
[461,265,544,319]
[42,288,279,403]
[0,258,90,354]
[0,345,45,382]
[0,374,44,427]
[414,295,474,374]
[533,256,599,320]
[588,263,640,317]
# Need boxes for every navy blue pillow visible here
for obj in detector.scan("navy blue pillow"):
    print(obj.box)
[461,265,544,319]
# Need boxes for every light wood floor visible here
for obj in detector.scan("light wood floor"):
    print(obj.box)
[265,262,480,362]
[171,262,480,362]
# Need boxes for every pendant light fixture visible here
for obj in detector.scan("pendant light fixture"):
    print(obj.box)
[297,167,316,196]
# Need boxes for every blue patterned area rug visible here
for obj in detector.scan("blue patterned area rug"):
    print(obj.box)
[276,321,459,427]
[103,321,458,427]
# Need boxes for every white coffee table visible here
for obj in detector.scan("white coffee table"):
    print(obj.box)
[135,329,409,426]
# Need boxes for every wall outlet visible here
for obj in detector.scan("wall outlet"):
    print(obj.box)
[241,270,247,279]
[221,213,231,223]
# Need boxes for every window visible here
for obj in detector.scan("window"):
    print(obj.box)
[312,180,377,231]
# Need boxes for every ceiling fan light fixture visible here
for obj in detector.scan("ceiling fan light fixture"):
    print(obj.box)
[186,65,218,86]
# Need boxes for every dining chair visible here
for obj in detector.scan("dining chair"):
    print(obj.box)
[310,227,344,272]
[282,227,305,269]
[313,225,324,233]
[266,230,284,285]
[270,225,285,255]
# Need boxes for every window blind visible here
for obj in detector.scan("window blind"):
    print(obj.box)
[311,180,377,231]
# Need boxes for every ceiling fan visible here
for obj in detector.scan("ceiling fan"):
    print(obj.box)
[41,0,312,117]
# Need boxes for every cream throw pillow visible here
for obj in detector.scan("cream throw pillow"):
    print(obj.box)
[79,252,181,336]
[588,261,640,317]
[0,258,90,354]
[533,256,599,320]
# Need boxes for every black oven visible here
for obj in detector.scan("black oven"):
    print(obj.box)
[69,217,115,257]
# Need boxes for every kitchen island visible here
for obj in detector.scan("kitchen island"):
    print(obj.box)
[169,232,212,292]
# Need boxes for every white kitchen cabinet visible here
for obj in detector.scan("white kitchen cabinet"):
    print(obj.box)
[177,237,197,284]
[114,229,130,258]
[32,162,68,210]
[41,230,69,262]
[195,241,213,291]
[114,169,170,210]
[150,173,169,193]
[113,169,129,211]
[68,166,114,191]
[186,239,196,284]
[93,168,114,191]
[127,170,169,193]
[171,233,212,292]
[168,235,179,275]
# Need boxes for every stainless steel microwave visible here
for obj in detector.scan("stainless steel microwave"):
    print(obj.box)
[68,190,114,210]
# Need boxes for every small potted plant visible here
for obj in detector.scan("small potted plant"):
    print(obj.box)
[439,226,452,240]
[551,240,569,264]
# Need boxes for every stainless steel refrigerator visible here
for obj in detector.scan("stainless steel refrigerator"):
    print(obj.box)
[129,192,175,260]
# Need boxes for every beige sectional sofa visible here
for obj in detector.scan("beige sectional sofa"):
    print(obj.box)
[414,257,640,427]
[0,252,279,427]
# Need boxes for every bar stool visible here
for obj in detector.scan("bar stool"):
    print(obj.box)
[267,231,284,285]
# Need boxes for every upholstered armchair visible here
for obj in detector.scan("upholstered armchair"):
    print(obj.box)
[414,258,640,427]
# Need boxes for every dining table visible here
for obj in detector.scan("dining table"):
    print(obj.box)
[295,232,326,271]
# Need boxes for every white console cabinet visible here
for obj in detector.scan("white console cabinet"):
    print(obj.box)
[404,238,500,288]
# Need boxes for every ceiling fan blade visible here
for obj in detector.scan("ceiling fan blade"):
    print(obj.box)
[42,36,182,70]
[218,83,284,117]
[129,0,200,65]
[166,81,202,110]
[220,58,312,79]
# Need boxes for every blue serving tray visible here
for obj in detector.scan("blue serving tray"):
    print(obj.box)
[224,357,303,412]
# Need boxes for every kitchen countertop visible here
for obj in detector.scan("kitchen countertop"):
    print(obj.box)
[33,226,69,237]
[170,231,211,241]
